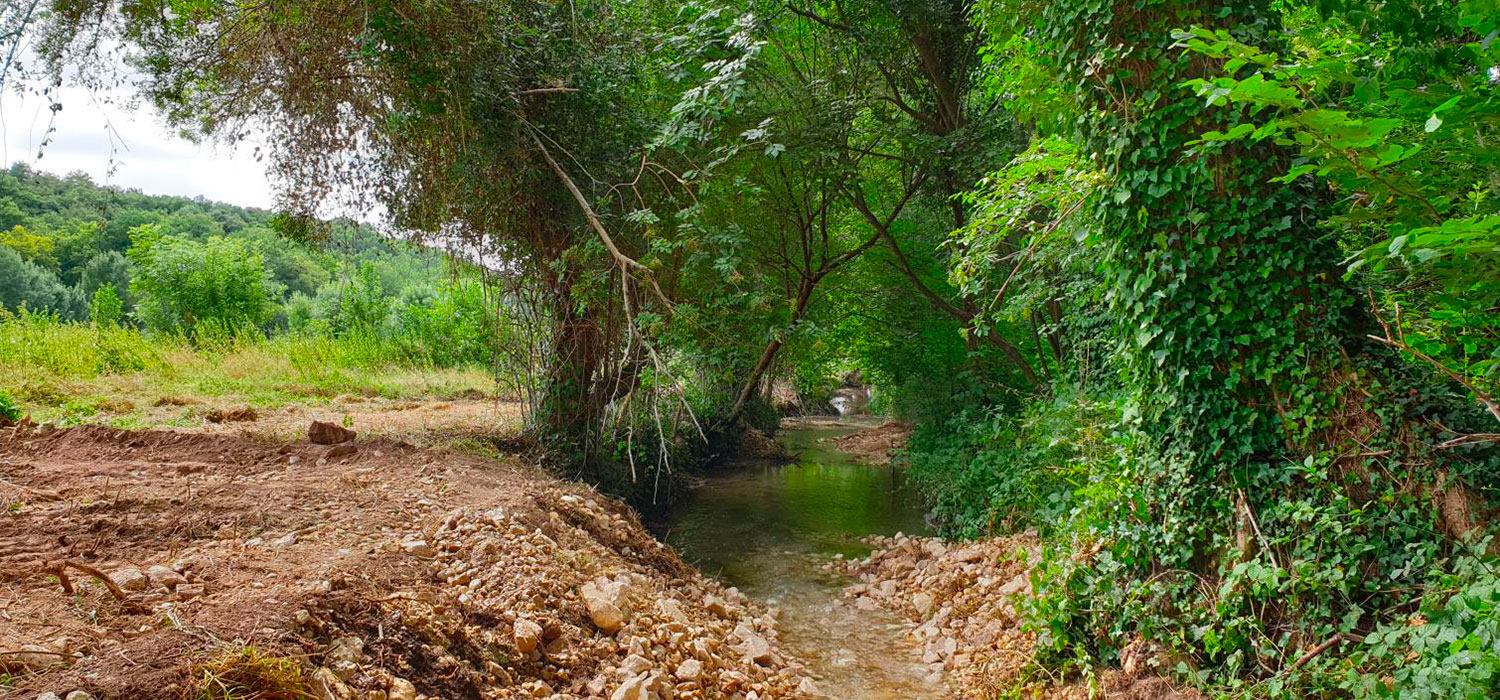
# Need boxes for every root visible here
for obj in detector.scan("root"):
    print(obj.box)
[49,559,135,605]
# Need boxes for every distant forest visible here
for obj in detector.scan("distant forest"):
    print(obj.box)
[0,163,499,359]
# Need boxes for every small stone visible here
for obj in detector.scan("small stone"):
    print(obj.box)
[619,654,651,676]
[610,673,650,700]
[513,619,543,653]
[656,597,689,623]
[330,660,359,681]
[581,581,625,633]
[797,677,819,696]
[739,633,773,664]
[325,636,365,665]
[308,420,356,445]
[998,573,1030,597]
[400,540,435,557]
[704,595,731,618]
[674,658,702,681]
[110,568,149,592]
[953,548,984,563]
[911,592,936,616]
[387,678,416,700]
[175,583,206,600]
[146,565,187,588]
[311,667,352,700]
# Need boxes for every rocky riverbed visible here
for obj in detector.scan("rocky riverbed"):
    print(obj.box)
[839,532,1204,700]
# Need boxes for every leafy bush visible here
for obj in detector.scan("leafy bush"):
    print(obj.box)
[90,285,124,327]
[392,281,499,367]
[127,225,278,340]
[907,388,1123,538]
[0,389,21,424]
[1347,548,1500,700]
[0,308,163,379]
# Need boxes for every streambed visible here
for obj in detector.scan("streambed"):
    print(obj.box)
[654,418,944,699]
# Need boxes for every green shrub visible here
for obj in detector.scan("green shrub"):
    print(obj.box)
[0,308,163,379]
[91,285,124,327]
[906,387,1123,538]
[127,224,277,341]
[0,390,21,424]
[1346,547,1500,699]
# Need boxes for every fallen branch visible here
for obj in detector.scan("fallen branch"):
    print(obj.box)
[1287,634,1345,672]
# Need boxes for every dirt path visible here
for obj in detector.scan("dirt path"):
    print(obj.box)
[0,424,819,700]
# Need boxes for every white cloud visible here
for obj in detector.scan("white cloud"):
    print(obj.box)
[1,81,275,209]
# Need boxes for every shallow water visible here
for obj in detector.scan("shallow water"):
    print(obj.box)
[656,419,943,700]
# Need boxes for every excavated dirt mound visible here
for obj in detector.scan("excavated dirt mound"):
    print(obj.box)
[839,534,1203,700]
[0,424,817,700]
[827,422,911,465]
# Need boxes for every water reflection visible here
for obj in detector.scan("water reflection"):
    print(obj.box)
[658,420,942,700]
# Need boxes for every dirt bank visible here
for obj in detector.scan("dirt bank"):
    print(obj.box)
[839,534,1202,700]
[826,422,910,465]
[1,424,817,699]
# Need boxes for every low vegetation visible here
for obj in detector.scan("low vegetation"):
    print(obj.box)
[0,310,496,428]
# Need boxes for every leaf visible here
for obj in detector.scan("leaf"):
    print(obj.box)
[1426,115,1443,133]
[1387,235,1409,256]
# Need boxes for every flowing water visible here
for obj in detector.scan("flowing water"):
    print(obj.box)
[655,418,944,699]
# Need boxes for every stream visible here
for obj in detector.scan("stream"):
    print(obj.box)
[653,418,944,699]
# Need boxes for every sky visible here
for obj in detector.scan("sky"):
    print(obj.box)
[1,81,276,209]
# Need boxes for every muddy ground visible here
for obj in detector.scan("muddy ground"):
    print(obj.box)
[0,423,817,700]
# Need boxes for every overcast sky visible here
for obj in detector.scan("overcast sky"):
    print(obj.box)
[1,81,276,209]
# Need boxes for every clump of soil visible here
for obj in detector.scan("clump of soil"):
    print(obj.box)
[204,406,258,424]
[829,422,911,465]
[0,424,818,700]
[839,533,1203,700]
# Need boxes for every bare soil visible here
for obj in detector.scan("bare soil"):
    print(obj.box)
[163,397,527,449]
[0,423,816,700]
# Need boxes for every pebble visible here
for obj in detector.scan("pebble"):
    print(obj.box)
[514,619,543,653]
[109,568,149,592]
[387,678,416,700]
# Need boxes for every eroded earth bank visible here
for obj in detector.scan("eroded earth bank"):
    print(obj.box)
[2,420,1197,700]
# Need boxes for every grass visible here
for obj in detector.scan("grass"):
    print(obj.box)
[0,311,500,427]
[195,646,316,700]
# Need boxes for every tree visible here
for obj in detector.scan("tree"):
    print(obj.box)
[0,245,84,319]
[76,250,132,314]
[32,0,707,474]
[127,225,277,338]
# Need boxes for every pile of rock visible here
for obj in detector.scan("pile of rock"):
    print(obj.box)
[297,489,818,699]
[837,532,1040,698]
